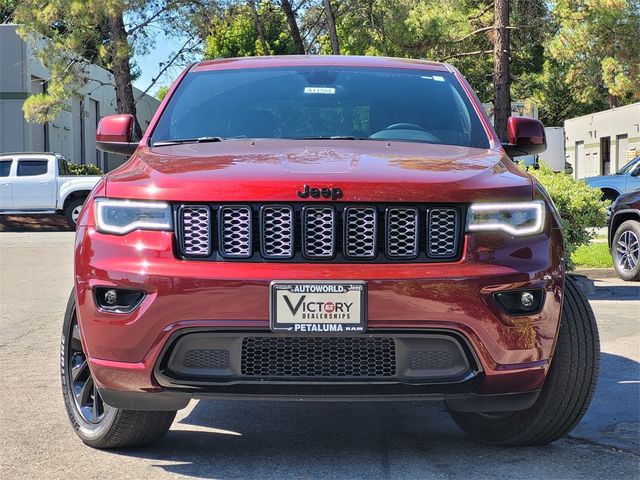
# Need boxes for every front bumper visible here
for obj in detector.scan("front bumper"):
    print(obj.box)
[74,225,565,408]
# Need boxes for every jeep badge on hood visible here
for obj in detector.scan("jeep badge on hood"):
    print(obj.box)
[297,184,344,200]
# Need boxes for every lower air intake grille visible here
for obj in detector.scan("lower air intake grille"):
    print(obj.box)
[183,349,230,369]
[408,351,454,370]
[241,336,396,377]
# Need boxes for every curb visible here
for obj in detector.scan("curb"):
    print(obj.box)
[573,268,619,280]
[568,273,596,296]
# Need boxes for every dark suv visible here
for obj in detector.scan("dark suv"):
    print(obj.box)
[61,56,599,449]
[609,190,640,280]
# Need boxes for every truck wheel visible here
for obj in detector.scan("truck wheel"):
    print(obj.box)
[448,275,599,446]
[612,220,640,281]
[61,292,176,449]
[65,197,86,229]
[601,190,618,203]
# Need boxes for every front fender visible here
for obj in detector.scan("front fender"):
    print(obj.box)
[584,177,623,194]
[57,176,102,209]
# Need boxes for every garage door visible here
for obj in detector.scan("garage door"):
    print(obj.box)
[30,78,47,151]
[616,135,628,171]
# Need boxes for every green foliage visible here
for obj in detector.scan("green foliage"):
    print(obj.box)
[156,86,170,101]
[13,0,639,127]
[65,162,103,175]
[571,242,613,269]
[14,0,203,124]
[327,0,550,105]
[15,0,117,123]
[547,0,640,109]
[0,0,18,22]
[204,2,297,59]
[534,58,609,126]
[528,164,608,269]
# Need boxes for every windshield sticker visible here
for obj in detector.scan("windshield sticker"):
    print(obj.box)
[304,87,336,95]
[421,75,445,82]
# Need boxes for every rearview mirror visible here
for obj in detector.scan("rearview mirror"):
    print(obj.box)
[96,114,139,156]
[503,116,546,158]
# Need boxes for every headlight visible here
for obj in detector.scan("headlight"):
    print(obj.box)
[95,198,172,235]
[467,201,545,236]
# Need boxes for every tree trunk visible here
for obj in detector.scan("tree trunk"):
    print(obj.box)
[493,0,510,142]
[281,0,305,54]
[107,12,142,139]
[323,0,340,55]
[248,0,269,55]
[608,93,619,108]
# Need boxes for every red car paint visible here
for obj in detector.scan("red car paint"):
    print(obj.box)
[75,56,563,403]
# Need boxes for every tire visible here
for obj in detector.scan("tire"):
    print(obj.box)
[611,220,640,281]
[448,275,600,446]
[61,292,176,449]
[64,197,86,229]
[602,190,618,203]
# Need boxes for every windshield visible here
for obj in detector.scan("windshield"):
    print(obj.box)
[150,67,490,149]
[616,156,640,175]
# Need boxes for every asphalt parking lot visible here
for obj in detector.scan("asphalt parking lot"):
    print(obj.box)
[1,232,638,479]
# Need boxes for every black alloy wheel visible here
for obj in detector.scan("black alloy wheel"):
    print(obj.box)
[67,318,107,424]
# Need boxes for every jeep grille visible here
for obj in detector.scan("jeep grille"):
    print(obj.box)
[302,206,336,258]
[176,203,463,263]
[178,206,211,256]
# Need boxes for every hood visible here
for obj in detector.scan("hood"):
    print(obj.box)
[105,140,532,203]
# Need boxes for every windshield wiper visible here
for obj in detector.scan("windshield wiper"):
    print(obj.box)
[298,136,365,140]
[152,136,224,147]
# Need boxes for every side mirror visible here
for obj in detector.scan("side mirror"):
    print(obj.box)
[503,116,546,158]
[96,114,139,155]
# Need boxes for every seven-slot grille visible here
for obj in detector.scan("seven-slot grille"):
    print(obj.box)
[177,204,462,262]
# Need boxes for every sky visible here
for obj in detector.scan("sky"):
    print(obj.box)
[132,31,198,97]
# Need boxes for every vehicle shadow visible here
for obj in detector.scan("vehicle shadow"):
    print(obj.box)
[113,352,639,479]
[588,282,640,301]
[0,214,72,232]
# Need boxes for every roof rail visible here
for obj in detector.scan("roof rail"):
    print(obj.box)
[0,152,58,156]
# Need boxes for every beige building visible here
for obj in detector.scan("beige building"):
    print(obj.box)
[0,24,160,172]
[565,102,640,179]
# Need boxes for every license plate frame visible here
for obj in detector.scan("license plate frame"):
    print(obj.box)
[269,280,367,334]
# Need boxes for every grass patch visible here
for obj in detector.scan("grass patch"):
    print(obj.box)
[571,241,613,269]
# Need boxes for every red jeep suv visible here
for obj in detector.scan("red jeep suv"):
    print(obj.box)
[61,56,599,448]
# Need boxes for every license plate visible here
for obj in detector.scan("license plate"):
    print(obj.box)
[270,281,366,333]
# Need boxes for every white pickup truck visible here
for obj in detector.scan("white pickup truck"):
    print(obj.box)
[0,152,101,228]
